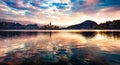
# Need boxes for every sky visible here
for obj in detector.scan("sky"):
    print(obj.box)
[0,0,120,26]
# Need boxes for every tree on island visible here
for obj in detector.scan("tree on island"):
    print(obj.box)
[40,21,60,30]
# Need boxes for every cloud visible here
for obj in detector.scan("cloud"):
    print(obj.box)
[0,0,120,26]
[70,0,120,13]
[0,2,9,12]
[85,0,100,6]
[99,0,120,7]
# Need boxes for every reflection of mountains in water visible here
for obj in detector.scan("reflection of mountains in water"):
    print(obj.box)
[0,31,38,38]
[73,31,120,39]
[75,31,97,39]
[0,31,120,39]
[99,31,120,39]
[0,31,60,38]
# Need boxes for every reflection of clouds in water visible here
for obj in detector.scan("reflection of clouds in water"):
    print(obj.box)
[52,33,87,45]
[90,40,120,52]
[0,31,120,58]
[70,47,109,65]
[89,33,120,52]
[0,31,120,65]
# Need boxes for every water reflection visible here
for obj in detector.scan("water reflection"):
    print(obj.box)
[0,30,120,65]
[0,31,38,38]
[76,32,97,39]
[100,31,120,39]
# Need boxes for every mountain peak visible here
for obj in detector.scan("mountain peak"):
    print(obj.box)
[67,20,98,29]
[81,20,97,24]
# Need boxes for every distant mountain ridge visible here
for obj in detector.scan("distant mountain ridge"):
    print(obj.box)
[0,18,60,30]
[0,22,40,30]
[67,20,98,29]
[0,18,120,30]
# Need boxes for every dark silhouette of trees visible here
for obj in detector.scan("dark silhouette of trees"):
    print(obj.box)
[40,25,60,30]
[96,20,120,29]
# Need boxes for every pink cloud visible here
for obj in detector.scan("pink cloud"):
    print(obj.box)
[85,0,100,6]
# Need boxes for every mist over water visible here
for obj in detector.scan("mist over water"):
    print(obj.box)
[0,30,120,65]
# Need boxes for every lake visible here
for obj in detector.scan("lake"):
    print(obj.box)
[0,30,120,65]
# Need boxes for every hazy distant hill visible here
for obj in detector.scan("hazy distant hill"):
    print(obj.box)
[0,19,60,30]
[0,19,40,30]
[67,20,98,29]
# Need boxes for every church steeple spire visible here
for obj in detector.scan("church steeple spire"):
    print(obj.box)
[49,21,51,26]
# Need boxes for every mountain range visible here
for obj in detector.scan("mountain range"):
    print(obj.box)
[0,18,120,30]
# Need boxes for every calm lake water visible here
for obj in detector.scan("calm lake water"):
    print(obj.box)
[0,30,120,65]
